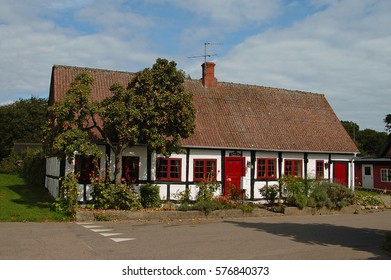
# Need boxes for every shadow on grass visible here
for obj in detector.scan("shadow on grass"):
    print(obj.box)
[224,219,391,260]
[8,184,55,210]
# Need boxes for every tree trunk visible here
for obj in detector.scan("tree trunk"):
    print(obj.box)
[113,146,125,186]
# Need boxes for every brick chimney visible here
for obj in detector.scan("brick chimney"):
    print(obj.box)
[202,62,217,87]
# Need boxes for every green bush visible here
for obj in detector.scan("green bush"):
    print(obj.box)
[325,183,354,209]
[0,148,45,187]
[92,177,142,210]
[177,202,191,212]
[193,200,222,215]
[0,152,21,174]
[259,184,279,204]
[92,179,115,210]
[280,176,313,209]
[280,176,354,210]
[175,187,192,205]
[115,184,143,210]
[140,183,161,208]
[354,189,384,206]
[19,148,46,187]
[52,172,79,216]
[310,183,333,208]
[196,180,220,202]
[239,203,255,213]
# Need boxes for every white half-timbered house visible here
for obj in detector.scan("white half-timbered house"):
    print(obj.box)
[45,62,359,202]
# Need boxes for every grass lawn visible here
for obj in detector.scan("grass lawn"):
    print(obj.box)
[0,173,72,222]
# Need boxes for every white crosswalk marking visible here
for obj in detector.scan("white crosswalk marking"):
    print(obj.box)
[90,228,114,232]
[82,225,104,229]
[110,238,136,242]
[77,222,135,242]
[99,233,123,237]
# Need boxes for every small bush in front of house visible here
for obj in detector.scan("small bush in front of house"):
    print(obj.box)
[175,187,192,205]
[91,177,115,210]
[259,184,279,205]
[280,176,313,209]
[140,183,161,208]
[238,203,255,213]
[177,202,191,211]
[310,182,333,209]
[115,184,143,211]
[193,200,222,215]
[225,183,243,200]
[52,172,79,216]
[91,176,142,210]
[279,176,354,210]
[196,180,220,202]
[214,195,239,209]
[325,183,354,209]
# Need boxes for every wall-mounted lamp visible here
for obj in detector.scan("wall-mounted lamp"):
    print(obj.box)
[247,161,253,169]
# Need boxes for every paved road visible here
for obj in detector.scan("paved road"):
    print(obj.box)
[0,211,390,260]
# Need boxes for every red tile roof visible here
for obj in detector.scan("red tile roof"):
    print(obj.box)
[50,65,359,154]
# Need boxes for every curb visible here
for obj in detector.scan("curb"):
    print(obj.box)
[75,208,282,222]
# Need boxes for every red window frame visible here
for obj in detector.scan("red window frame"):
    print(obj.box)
[284,159,303,177]
[122,156,139,184]
[193,159,217,181]
[316,160,324,179]
[257,158,277,179]
[156,158,182,181]
[75,155,99,184]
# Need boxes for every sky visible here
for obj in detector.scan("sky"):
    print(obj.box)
[0,0,390,132]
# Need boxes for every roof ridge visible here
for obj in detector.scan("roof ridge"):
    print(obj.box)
[53,64,323,96]
[53,64,135,75]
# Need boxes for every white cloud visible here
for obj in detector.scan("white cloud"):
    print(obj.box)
[0,0,160,102]
[75,0,154,32]
[217,0,391,131]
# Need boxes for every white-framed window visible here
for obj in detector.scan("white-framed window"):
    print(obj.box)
[380,169,391,182]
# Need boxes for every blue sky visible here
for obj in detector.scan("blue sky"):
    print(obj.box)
[1,0,390,132]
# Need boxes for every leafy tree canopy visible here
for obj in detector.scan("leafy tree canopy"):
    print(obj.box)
[341,120,388,156]
[384,114,391,133]
[0,97,47,160]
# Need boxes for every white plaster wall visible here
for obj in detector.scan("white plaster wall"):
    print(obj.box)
[45,157,61,198]
[45,177,60,198]
[46,157,60,177]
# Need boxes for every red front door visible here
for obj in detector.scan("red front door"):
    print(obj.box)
[333,162,348,186]
[224,157,245,196]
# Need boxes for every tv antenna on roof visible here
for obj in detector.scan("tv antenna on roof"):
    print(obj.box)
[188,42,221,64]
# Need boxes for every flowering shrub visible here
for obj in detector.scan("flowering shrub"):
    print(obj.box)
[196,180,220,202]
[225,184,243,200]
[91,174,142,210]
[259,184,279,204]
[214,195,239,209]
[52,172,79,216]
